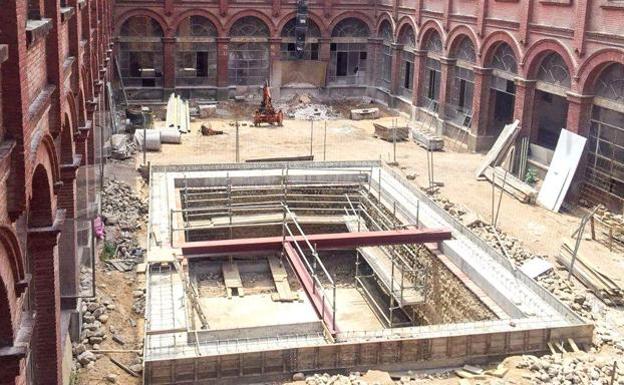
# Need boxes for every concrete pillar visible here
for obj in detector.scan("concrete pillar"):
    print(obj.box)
[162,37,176,98]
[412,49,427,107]
[513,78,537,139]
[566,92,594,137]
[216,37,230,99]
[28,217,63,385]
[438,57,456,119]
[390,43,404,97]
[269,37,282,86]
[470,67,492,138]
[367,38,382,87]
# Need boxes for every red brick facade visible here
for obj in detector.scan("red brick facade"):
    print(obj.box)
[114,0,624,208]
[0,0,113,383]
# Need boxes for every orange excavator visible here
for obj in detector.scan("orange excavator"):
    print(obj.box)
[253,80,284,127]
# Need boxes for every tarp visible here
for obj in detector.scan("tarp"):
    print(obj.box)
[537,129,587,212]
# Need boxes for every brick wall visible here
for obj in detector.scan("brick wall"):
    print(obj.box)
[0,0,113,384]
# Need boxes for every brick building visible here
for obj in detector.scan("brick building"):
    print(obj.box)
[114,0,624,210]
[0,0,113,383]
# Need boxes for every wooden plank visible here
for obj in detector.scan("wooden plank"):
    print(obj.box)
[222,262,243,289]
[268,256,297,302]
[475,120,520,178]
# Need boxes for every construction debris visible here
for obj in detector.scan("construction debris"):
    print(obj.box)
[411,126,444,151]
[517,353,624,384]
[200,123,224,136]
[483,166,538,203]
[475,120,520,178]
[110,134,136,160]
[373,122,409,141]
[350,107,379,120]
[133,130,162,152]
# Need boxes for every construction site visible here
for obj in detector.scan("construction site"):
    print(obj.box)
[2,0,624,384]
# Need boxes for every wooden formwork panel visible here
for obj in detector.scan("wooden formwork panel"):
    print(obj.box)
[380,341,400,364]
[336,344,358,367]
[220,355,241,377]
[145,324,593,385]
[295,347,317,371]
[264,350,286,373]
[359,343,380,365]
[241,352,263,376]
[318,346,337,369]
[196,357,217,379]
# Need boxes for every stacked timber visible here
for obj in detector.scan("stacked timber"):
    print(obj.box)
[411,126,444,151]
[373,123,409,141]
[483,166,538,203]
[558,238,624,305]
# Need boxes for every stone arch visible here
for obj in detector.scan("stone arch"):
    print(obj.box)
[480,31,523,68]
[523,39,575,80]
[28,165,54,228]
[378,19,394,43]
[395,16,417,43]
[0,226,24,347]
[225,12,275,37]
[417,20,445,51]
[328,12,375,36]
[115,10,168,37]
[60,112,74,165]
[396,21,416,49]
[577,48,624,95]
[277,11,327,38]
[172,10,224,37]
[446,25,478,57]
[30,134,60,203]
[376,12,396,37]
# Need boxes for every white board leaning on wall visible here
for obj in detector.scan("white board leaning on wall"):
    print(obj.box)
[537,129,587,212]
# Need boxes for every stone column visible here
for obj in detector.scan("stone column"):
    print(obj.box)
[390,43,404,97]
[566,92,594,137]
[438,57,456,119]
[58,157,81,310]
[162,37,176,99]
[367,38,383,87]
[269,37,282,87]
[28,212,64,385]
[412,49,427,107]
[470,67,492,140]
[216,37,230,100]
[513,78,537,140]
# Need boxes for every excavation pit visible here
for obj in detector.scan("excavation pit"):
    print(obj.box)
[144,161,592,385]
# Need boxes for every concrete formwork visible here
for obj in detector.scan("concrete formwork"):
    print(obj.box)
[144,161,592,385]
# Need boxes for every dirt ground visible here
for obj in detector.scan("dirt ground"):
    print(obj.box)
[146,110,582,258]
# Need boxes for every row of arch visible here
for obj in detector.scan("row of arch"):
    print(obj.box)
[117,9,624,96]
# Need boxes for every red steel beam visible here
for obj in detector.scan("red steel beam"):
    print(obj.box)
[283,242,338,334]
[181,228,452,257]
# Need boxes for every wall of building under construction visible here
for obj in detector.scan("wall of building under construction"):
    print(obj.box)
[144,324,593,385]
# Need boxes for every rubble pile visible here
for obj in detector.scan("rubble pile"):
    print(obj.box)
[469,221,536,265]
[277,93,340,121]
[110,134,137,160]
[72,296,115,368]
[518,354,624,385]
[294,370,453,385]
[101,180,147,267]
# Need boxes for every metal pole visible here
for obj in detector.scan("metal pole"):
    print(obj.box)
[610,361,618,385]
[142,112,147,167]
[323,120,327,161]
[235,120,240,163]
[393,119,397,164]
[310,119,314,157]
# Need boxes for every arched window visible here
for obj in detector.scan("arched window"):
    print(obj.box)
[454,37,476,64]
[329,18,370,85]
[595,63,624,103]
[422,30,443,111]
[489,43,518,74]
[537,52,571,88]
[176,16,218,87]
[280,18,322,60]
[378,21,393,88]
[331,18,370,37]
[118,16,164,89]
[228,17,270,85]
[398,26,416,98]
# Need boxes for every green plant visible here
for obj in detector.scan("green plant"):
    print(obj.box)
[100,241,116,261]
[525,167,538,186]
